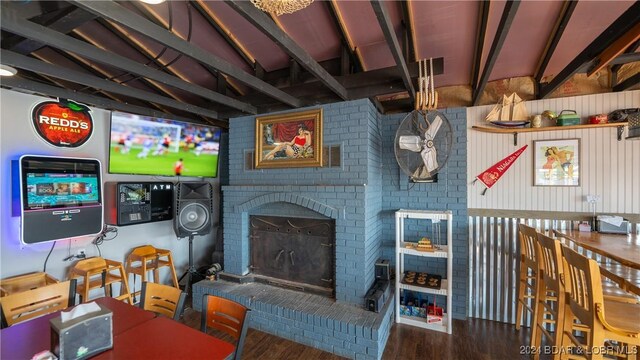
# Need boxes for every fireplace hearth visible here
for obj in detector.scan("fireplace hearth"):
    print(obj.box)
[249,215,335,298]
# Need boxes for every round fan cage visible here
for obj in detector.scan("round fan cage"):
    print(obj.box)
[394,110,453,182]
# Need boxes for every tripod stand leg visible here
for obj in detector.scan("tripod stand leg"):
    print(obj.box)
[179,235,196,295]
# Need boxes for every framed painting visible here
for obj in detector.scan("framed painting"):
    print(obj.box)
[533,138,580,186]
[255,108,323,169]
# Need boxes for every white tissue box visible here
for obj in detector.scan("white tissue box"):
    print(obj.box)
[596,217,630,234]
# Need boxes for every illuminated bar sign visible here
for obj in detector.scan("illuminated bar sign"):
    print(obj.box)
[31,99,93,148]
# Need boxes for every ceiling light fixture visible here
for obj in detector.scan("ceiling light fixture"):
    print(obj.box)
[0,65,18,77]
[139,0,166,4]
[251,0,314,16]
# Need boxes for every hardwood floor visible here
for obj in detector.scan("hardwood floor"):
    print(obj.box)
[180,306,531,360]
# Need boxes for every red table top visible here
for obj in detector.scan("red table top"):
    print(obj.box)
[94,317,235,360]
[0,297,234,360]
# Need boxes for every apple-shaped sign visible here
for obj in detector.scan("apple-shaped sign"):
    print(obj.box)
[31,99,93,148]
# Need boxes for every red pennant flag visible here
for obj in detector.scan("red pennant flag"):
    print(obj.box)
[475,145,527,194]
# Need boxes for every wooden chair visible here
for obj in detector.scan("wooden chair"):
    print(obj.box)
[560,246,640,359]
[0,279,76,328]
[125,245,179,299]
[533,233,577,360]
[516,224,544,333]
[201,295,251,360]
[0,272,59,297]
[69,257,132,304]
[139,281,186,321]
[533,233,638,360]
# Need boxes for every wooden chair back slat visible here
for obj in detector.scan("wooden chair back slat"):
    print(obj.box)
[0,279,76,328]
[562,246,602,328]
[537,233,564,294]
[139,281,185,320]
[201,295,250,360]
[518,224,539,269]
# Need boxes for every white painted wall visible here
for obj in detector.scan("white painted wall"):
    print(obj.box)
[0,89,220,290]
[467,90,640,214]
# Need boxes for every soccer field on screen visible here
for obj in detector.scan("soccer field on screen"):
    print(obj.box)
[109,146,219,177]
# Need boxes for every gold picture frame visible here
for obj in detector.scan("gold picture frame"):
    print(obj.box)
[533,138,580,186]
[255,108,323,169]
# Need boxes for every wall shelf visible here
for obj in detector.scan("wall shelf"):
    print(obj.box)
[471,122,628,145]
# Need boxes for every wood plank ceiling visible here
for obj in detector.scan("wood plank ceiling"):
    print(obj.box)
[1,0,639,127]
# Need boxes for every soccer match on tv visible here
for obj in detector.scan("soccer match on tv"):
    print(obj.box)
[109,112,221,178]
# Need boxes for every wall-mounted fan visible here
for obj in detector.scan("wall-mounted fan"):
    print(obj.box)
[394,110,453,182]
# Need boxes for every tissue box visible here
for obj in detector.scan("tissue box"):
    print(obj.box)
[596,218,630,235]
[50,305,113,359]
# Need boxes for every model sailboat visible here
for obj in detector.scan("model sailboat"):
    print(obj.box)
[485,93,529,127]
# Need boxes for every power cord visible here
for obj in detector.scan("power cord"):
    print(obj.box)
[43,241,57,272]
[92,225,119,257]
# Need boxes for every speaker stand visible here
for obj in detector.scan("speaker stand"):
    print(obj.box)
[178,235,199,296]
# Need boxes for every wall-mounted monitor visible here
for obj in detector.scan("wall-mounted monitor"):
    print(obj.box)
[108,112,221,177]
[20,155,103,245]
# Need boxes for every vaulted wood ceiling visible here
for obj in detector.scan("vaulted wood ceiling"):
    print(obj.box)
[1,1,639,128]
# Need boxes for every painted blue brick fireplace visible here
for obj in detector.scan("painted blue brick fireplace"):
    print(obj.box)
[193,99,468,359]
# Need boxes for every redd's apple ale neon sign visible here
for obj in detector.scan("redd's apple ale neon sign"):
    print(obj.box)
[31,99,93,148]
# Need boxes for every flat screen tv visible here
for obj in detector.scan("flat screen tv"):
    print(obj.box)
[109,112,221,177]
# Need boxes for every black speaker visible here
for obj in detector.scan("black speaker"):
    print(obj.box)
[174,182,213,237]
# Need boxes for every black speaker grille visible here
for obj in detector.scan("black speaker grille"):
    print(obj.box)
[178,203,209,232]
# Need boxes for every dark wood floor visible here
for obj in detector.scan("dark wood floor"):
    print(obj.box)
[180,306,531,360]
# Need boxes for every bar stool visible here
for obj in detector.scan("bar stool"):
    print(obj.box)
[516,224,544,332]
[532,233,638,360]
[560,246,640,359]
[69,257,132,304]
[125,245,179,299]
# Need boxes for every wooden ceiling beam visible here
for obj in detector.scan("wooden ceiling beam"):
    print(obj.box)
[613,72,640,92]
[0,8,257,114]
[534,1,577,83]
[44,49,166,111]
[70,0,301,107]
[539,1,640,99]
[371,0,415,102]
[587,22,640,77]
[399,0,416,63]
[611,40,640,74]
[611,40,640,87]
[472,0,520,106]
[326,0,362,73]
[470,1,490,88]
[8,7,98,55]
[190,0,257,70]
[225,0,348,100]
[2,76,226,127]
[128,1,244,98]
[1,50,221,120]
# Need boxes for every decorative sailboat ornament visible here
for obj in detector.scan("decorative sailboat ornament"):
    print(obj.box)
[485,93,529,128]
[473,145,527,195]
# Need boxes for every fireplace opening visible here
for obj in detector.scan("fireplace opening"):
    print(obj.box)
[249,215,335,298]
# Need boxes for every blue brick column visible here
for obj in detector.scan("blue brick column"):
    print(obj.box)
[379,108,469,319]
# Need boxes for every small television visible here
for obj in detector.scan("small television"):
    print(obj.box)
[109,112,221,177]
[20,155,103,245]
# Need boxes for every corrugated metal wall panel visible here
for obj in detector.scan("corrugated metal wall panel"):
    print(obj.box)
[467,214,639,324]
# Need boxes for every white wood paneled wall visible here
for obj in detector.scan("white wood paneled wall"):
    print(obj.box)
[467,90,640,214]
